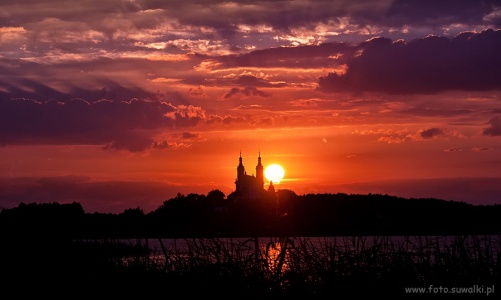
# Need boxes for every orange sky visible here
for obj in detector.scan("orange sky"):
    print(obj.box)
[1,1,501,213]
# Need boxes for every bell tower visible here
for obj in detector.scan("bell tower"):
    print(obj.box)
[237,151,245,181]
[256,151,264,189]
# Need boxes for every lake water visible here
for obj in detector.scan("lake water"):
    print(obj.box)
[111,235,501,274]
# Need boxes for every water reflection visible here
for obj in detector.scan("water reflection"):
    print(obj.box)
[94,235,501,280]
[71,235,500,296]
[261,238,289,275]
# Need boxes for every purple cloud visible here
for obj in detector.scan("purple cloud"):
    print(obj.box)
[420,127,444,139]
[235,75,286,88]
[223,86,270,99]
[483,116,501,136]
[208,43,353,69]
[181,132,199,139]
[400,107,473,117]
[318,29,501,94]
[0,98,204,151]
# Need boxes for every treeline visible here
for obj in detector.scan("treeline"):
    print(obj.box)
[1,189,500,239]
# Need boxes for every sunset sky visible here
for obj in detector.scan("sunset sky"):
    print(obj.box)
[1,0,501,213]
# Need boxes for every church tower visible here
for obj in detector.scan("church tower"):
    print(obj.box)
[233,152,265,199]
[256,152,264,189]
[237,151,245,180]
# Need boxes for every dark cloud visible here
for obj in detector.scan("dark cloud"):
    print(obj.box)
[288,99,322,107]
[2,2,499,106]
[223,86,270,99]
[420,127,444,139]
[0,66,157,102]
[1,0,500,62]
[206,114,247,125]
[235,75,286,88]
[208,43,353,69]
[400,107,473,117]
[384,0,501,27]
[154,1,501,41]
[223,87,240,99]
[102,134,157,152]
[483,116,501,136]
[472,147,491,151]
[318,29,501,94]
[0,175,205,214]
[0,98,204,151]
[241,86,270,97]
[5,1,499,33]
[188,86,207,99]
[181,132,199,139]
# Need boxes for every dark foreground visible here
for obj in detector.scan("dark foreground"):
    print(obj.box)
[1,235,500,298]
[1,195,500,297]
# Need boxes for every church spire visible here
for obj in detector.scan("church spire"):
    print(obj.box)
[237,150,245,181]
[256,151,264,189]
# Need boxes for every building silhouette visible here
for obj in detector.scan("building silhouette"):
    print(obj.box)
[228,152,277,210]
[234,151,264,199]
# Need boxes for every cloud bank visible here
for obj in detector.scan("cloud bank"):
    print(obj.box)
[0,98,205,151]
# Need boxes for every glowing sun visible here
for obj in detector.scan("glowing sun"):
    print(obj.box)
[265,164,285,184]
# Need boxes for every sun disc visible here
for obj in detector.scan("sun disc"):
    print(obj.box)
[264,164,285,183]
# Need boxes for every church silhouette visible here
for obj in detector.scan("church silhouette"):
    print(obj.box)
[229,152,275,202]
